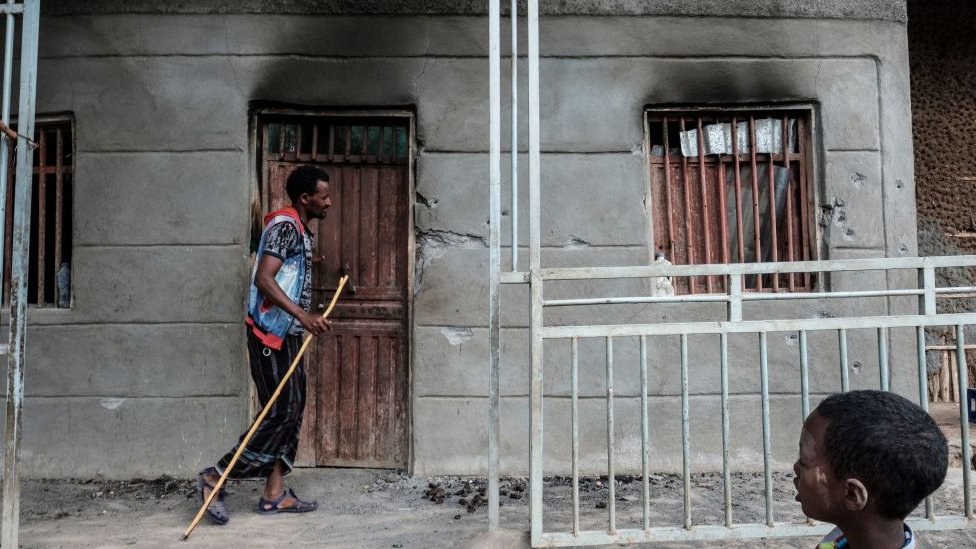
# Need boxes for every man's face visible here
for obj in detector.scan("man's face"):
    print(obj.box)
[793,411,846,523]
[304,180,332,220]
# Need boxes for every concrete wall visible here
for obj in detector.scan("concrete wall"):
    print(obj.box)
[15,4,915,478]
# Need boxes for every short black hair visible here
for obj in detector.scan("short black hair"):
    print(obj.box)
[815,390,948,519]
[285,166,329,203]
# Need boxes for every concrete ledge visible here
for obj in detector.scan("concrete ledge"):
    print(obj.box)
[43,1,907,22]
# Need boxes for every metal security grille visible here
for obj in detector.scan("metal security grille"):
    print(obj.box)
[2,118,72,307]
[647,109,813,293]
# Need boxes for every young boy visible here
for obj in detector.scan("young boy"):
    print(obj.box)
[794,390,949,549]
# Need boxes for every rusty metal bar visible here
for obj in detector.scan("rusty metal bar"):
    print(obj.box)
[36,130,45,302]
[798,118,810,288]
[295,122,304,161]
[783,115,795,291]
[748,116,763,291]
[344,125,352,161]
[311,123,319,162]
[696,117,713,292]
[261,124,271,215]
[328,124,335,162]
[732,117,745,264]
[662,117,676,263]
[54,128,63,301]
[276,122,285,161]
[766,124,778,292]
[717,145,729,291]
[2,2,40,546]
[680,117,695,293]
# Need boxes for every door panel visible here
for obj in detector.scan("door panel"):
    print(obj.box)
[259,116,410,468]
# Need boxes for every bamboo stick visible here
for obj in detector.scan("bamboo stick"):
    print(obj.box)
[182,275,348,541]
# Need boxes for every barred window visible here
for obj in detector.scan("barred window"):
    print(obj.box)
[646,109,815,294]
[2,117,73,307]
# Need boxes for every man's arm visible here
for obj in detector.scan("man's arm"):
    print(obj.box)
[254,254,331,336]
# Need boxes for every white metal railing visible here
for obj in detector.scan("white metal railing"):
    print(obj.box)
[526,256,976,547]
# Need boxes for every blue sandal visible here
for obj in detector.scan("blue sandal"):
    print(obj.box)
[257,487,318,514]
[197,467,229,525]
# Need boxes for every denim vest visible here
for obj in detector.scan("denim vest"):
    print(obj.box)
[246,206,307,350]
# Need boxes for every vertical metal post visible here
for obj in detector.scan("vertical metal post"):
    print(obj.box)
[955,325,973,518]
[680,334,691,529]
[878,327,889,392]
[527,0,542,542]
[799,330,810,419]
[838,328,849,392]
[0,1,16,303]
[486,0,502,532]
[510,0,518,271]
[917,326,935,520]
[640,336,650,531]
[759,332,774,527]
[2,3,39,548]
[720,332,732,527]
[571,337,580,536]
[605,337,616,533]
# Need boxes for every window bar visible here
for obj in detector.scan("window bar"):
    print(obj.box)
[956,325,973,518]
[878,327,890,391]
[276,121,285,162]
[717,141,729,292]
[799,330,810,419]
[748,116,763,291]
[362,125,369,161]
[639,335,651,531]
[36,129,45,302]
[839,328,850,392]
[731,117,745,264]
[720,332,732,527]
[662,117,676,264]
[54,128,62,294]
[328,124,336,162]
[916,326,935,520]
[696,117,714,292]
[766,123,779,292]
[310,123,319,162]
[571,337,580,536]
[261,124,271,214]
[606,336,616,534]
[680,117,696,293]
[798,118,811,288]
[759,331,774,526]
[377,126,385,164]
[681,334,692,529]
[782,115,795,291]
[344,125,352,161]
[295,123,304,161]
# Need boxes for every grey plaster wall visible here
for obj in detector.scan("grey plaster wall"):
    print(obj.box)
[19,11,916,478]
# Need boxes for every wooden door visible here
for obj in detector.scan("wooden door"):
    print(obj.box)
[259,115,411,468]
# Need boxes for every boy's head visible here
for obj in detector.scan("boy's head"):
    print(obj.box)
[794,390,947,524]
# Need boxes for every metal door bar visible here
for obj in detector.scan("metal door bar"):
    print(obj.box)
[1,2,41,548]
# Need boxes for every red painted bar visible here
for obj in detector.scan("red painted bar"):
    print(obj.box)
[697,116,714,292]
[748,116,763,291]
[662,117,677,264]
[680,117,696,294]
[731,117,745,264]
[783,115,795,291]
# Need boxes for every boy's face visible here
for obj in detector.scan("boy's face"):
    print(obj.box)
[793,411,848,523]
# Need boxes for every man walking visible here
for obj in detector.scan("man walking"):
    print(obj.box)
[198,165,333,524]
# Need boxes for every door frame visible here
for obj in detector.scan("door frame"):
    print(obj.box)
[247,105,416,471]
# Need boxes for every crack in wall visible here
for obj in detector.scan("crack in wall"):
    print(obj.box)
[414,228,487,295]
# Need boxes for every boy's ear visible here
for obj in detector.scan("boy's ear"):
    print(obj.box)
[843,478,869,511]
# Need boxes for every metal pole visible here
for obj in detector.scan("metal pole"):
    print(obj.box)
[838,328,849,392]
[0,1,17,303]
[916,326,935,520]
[527,0,542,542]
[571,337,580,536]
[606,337,616,533]
[680,334,691,529]
[799,330,810,419]
[640,336,650,531]
[955,325,972,518]
[720,333,732,527]
[759,332,774,527]
[510,0,518,272]
[487,0,502,532]
[2,3,39,548]
[878,327,889,391]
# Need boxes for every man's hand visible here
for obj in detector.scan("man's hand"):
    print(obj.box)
[300,312,333,336]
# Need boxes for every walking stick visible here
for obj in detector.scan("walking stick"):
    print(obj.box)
[182,275,349,541]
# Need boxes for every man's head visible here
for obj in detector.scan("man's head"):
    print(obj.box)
[794,390,947,525]
[285,166,331,220]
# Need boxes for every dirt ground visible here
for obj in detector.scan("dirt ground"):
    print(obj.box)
[15,463,976,549]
